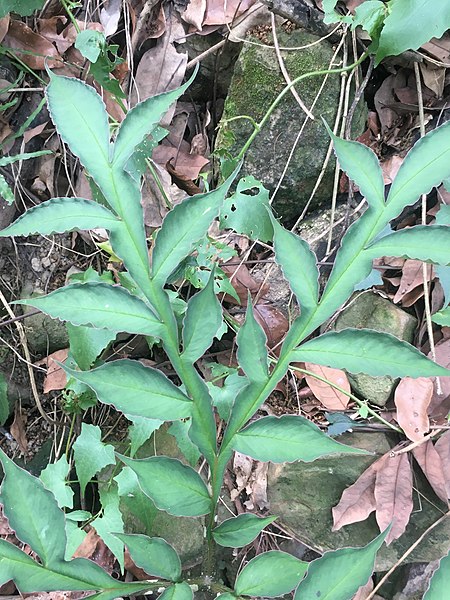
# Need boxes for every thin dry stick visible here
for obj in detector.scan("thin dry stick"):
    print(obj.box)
[0,289,64,427]
[392,428,443,456]
[413,61,441,395]
[365,510,450,600]
[271,13,315,120]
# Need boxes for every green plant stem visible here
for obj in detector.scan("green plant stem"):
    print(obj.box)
[292,365,402,433]
[61,0,81,33]
[237,51,370,160]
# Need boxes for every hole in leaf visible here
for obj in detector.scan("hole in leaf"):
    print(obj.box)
[241,187,259,196]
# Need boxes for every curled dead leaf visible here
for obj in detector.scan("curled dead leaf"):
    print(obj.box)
[435,430,450,500]
[413,440,448,503]
[254,303,289,349]
[3,20,62,70]
[394,377,433,442]
[374,451,413,545]
[332,459,379,530]
[304,363,350,410]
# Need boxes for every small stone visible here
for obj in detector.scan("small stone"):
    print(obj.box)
[31,257,43,272]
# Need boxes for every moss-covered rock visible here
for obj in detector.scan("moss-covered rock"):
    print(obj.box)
[217,28,366,223]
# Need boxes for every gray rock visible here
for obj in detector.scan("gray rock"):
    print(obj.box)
[267,432,450,571]
[217,28,366,223]
[333,292,417,406]
[21,302,69,356]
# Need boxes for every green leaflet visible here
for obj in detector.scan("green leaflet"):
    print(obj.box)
[219,176,273,242]
[114,467,158,533]
[91,485,124,573]
[0,150,52,167]
[40,455,74,509]
[151,163,241,286]
[237,301,268,384]
[0,0,45,17]
[0,448,66,565]
[271,214,319,320]
[112,67,197,170]
[291,329,450,378]
[182,270,222,362]
[159,582,193,600]
[432,307,450,326]
[385,120,450,222]
[16,282,164,338]
[423,550,450,599]
[366,225,450,265]
[234,551,307,597]
[128,416,162,457]
[0,198,119,236]
[64,359,192,421]
[376,1,450,63]
[73,424,116,496]
[117,455,211,517]
[213,514,276,548]
[0,173,14,204]
[233,415,367,463]
[45,74,112,196]
[115,534,181,581]
[294,528,389,599]
[326,124,385,210]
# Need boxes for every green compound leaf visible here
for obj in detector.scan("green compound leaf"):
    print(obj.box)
[423,550,450,599]
[271,214,319,320]
[72,424,116,496]
[233,415,367,463]
[327,124,385,210]
[151,163,241,286]
[0,198,119,237]
[234,551,307,597]
[16,282,164,338]
[366,225,450,265]
[159,582,193,600]
[182,270,222,362]
[0,448,66,565]
[237,300,268,384]
[114,534,181,582]
[294,528,389,600]
[376,1,450,64]
[291,329,450,378]
[40,455,74,510]
[219,176,273,242]
[432,307,450,326]
[63,359,192,421]
[213,514,276,548]
[0,372,8,426]
[45,74,112,196]
[385,120,450,222]
[117,455,211,517]
[112,67,197,171]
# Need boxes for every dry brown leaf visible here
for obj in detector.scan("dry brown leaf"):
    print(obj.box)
[380,154,403,185]
[374,452,413,545]
[304,363,350,411]
[35,348,69,393]
[394,377,433,442]
[245,460,269,511]
[393,259,433,306]
[100,0,122,37]
[352,577,374,600]
[153,142,209,181]
[10,406,28,455]
[433,431,450,500]
[413,440,447,503]
[182,0,207,30]
[419,61,445,97]
[203,0,256,25]
[222,262,269,305]
[428,338,450,421]
[254,303,288,349]
[165,157,202,196]
[0,15,9,44]
[332,459,379,530]
[3,20,62,70]
[73,527,116,574]
[422,34,450,63]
